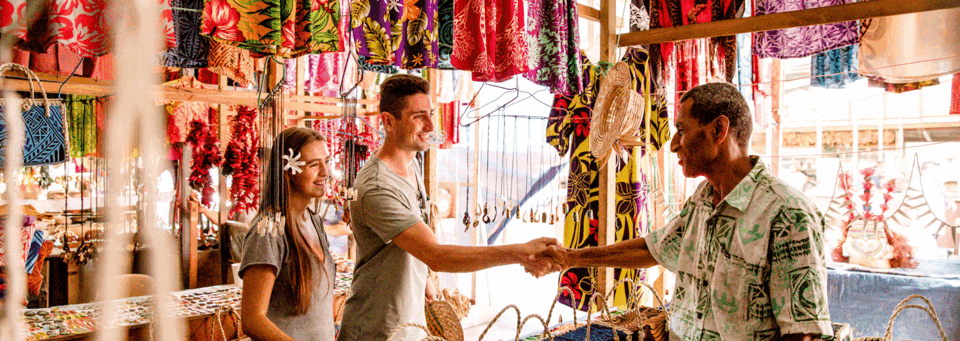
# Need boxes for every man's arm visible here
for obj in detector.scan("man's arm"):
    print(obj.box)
[532,235,659,270]
[391,222,561,276]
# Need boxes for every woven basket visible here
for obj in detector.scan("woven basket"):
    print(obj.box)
[851,294,947,341]
[593,280,669,341]
[425,300,464,341]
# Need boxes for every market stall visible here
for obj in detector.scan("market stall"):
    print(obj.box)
[0,0,958,340]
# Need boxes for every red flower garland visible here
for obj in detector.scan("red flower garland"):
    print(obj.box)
[186,115,222,207]
[222,105,260,215]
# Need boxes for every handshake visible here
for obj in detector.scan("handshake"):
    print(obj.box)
[517,237,573,278]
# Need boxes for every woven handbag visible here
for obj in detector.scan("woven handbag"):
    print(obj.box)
[851,294,947,341]
[0,63,68,167]
[425,299,464,341]
[209,305,251,341]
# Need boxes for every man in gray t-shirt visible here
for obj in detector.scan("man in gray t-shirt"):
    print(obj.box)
[337,75,561,341]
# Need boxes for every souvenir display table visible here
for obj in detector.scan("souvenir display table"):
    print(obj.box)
[22,259,354,341]
[827,260,960,340]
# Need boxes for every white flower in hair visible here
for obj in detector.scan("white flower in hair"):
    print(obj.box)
[283,148,306,175]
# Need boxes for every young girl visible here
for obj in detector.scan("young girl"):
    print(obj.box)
[239,127,335,340]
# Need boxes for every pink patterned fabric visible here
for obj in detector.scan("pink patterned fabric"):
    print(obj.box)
[752,0,858,58]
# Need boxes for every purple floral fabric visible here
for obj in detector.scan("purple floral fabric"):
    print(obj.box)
[350,0,439,69]
[752,0,858,59]
[523,0,582,95]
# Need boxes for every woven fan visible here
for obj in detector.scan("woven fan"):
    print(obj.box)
[590,62,646,166]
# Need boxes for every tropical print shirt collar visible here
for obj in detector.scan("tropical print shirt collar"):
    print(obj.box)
[696,155,764,213]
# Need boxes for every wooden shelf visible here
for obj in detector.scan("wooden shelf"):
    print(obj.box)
[617,0,960,46]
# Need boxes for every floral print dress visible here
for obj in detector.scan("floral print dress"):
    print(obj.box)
[547,49,670,311]
[350,0,440,69]
[201,0,342,58]
[524,0,582,95]
[451,0,528,82]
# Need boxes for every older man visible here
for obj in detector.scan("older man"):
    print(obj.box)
[536,82,833,341]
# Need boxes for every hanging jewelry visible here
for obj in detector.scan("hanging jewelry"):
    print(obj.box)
[462,125,472,230]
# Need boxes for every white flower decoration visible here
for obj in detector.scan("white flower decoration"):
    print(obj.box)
[282,148,306,175]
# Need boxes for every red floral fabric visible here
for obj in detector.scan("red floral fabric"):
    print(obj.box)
[0,0,174,58]
[451,0,528,82]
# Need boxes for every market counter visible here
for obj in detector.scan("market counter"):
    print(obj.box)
[23,259,354,341]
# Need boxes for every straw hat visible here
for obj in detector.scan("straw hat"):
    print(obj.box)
[590,62,646,166]
[425,300,464,341]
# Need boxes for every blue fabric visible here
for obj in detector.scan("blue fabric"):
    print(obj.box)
[0,104,67,167]
[811,45,862,89]
[827,260,960,341]
[24,230,45,274]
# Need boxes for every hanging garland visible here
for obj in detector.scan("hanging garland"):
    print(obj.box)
[186,114,222,207]
[222,105,260,215]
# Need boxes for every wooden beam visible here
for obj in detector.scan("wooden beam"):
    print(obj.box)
[0,74,375,114]
[578,3,601,22]
[617,0,960,46]
[598,0,618,309]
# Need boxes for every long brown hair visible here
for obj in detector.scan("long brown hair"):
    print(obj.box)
[260,127,328,315]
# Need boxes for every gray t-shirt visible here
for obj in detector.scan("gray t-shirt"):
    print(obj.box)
[240,213,336,341]
[338,156,430,341]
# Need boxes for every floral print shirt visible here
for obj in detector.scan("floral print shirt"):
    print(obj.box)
[201,0,342,58]
[646,157,834,341]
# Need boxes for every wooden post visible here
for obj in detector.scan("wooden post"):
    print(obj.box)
[852,101,859,170]
[598,0,618,307]
[770,59,782,176]
[180,147,198,289]
[425,69,440,209]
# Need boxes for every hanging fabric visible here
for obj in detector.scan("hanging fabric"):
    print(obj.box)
[734,1,752,103]
[5,0,112,57]
[648,0,743,104]
[546,49,670,311]
[206,39,258,87]
[752,0,858,59]
[2,0,175,57]
[951,73,960,115]
[165,0,210,68]
[285,2,356,97]
[859,7,960,83]
[523,0,582,95]
[200,0,342,58]
[437,102,459,149]
[811,45,861,89]
[436,0,455,69]
[64,95,106,158]
[752,57,771,128]
[11,45,115,80]
[0,63,68,167]
[350,0,440,69]
[451,0,528,82]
